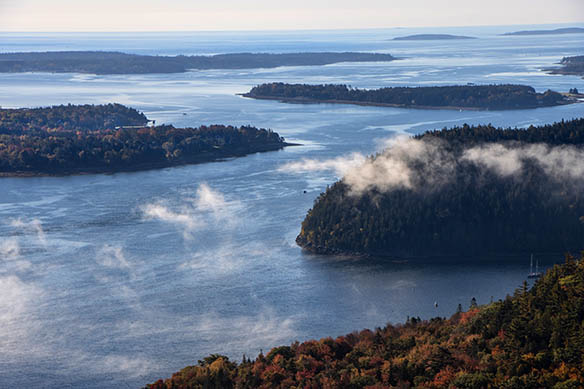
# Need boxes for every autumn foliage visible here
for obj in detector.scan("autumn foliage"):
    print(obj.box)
[146,255,584,388]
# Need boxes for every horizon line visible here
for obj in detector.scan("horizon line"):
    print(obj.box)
[1,21,583,34]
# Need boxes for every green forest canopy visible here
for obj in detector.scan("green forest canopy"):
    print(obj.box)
[244,83,570,110]
[297,118,584,257]
[0,104,287,175]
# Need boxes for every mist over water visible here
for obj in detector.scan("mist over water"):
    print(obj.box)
[0,26,583,387]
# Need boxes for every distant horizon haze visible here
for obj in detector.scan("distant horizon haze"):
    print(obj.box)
[0,0,582,32]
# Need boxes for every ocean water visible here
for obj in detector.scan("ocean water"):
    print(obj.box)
[0,25,583,388]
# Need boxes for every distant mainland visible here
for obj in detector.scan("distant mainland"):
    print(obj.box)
[0,51,397,75]
[0,104,292,176]
[502,27,584,36]
[243,83,576,111]
[392,34,476,41]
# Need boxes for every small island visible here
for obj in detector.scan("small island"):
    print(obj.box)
[547,55,584,78]
[0,104,291,176]
[243,82,574,111]
[503,27,584,36]
[0,51,397,75]
[392,33,476,40]
[146,257,584,388]
[297,118,584,257]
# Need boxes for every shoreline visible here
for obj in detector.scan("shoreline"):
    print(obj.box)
[0,142,298,178]
[241,93,579,111]
[296,239,578,262]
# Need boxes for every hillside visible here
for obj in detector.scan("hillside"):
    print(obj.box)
[297,119,584,257]
[0,103,148,134]
[146,256,584,388]
[243,83,573,110]
[0,104,289,176]
[0,51,397,74]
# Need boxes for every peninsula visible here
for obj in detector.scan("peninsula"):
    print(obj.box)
[296,118,584,258]
[547,55,584,78]
[243,83,573,110]
[393,33,476,40]
[0,51,397,75]
[0,104,291,176]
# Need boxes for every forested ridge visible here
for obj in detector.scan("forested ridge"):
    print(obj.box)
[0,104,288,175]
[244,83,571,110]
[0,51,396,74]
[297,119,584,257]
[146,256,584,388]
[0,103,148,134]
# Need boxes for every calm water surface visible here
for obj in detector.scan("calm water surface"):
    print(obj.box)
[0,25,583,387]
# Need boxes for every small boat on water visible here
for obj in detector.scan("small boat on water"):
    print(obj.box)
[528,254,542,279]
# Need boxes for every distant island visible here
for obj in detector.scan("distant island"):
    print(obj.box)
[503,27,584,36]
[547,55,584,78]
[243,82,574,110]
[297,118,584,257]
[0,104,290,176]
[146,257,584,388]
[392,34,476,40]
[0,51,397,75]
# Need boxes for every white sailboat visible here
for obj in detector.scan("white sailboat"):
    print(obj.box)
[528,254,542,279]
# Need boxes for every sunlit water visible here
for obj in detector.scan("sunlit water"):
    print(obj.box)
[0,25,583,387]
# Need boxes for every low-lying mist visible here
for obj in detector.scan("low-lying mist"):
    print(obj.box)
[280,135,584,196]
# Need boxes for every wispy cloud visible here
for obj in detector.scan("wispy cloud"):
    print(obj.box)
[281,136,584,196]
[0,238,31,272]
[463,143,584,181]
[142,203,203,240]
[96,244,131,270]
[142,183,241,240]
[0,274,45,357]
[195,307,299,351]
[280,136,455,195]
[279,152,367,176]
[9,218,47,246]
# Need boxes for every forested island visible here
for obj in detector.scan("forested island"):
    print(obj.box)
[147,256,584,388]
[503,27,584,36]
[243,83,573,110]
[393,34,476,40]
[547,55,584,78]
[297,119,584,257]
[0,51,396,75]
[0,104,289,176]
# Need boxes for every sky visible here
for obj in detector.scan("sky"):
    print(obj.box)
[0,0,583,31]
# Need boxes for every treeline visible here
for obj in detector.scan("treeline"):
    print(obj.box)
[0,105,287,175]
[548,55,584,77]
[416,118,584,145]
[244,83,569,110]
[0,103,148,134]
[146,256,584,388]
[0,51,396,74]
[297,119,584,257]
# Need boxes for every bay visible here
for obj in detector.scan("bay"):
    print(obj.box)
[0,25,583,387]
